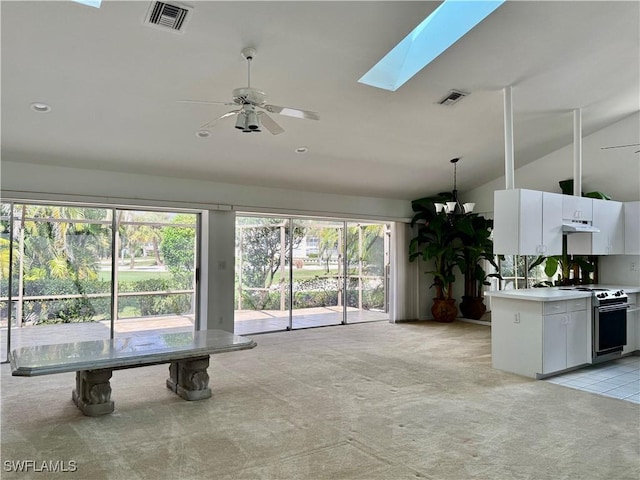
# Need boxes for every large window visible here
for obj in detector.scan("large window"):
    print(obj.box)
[498,255,550,290]
[1,202,198,360]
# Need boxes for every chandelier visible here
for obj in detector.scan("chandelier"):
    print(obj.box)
[434,158,475,215]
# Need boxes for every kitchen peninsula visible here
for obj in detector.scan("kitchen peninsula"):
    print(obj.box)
[487,286,640,379]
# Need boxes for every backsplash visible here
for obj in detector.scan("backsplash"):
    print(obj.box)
[599,255,640,286]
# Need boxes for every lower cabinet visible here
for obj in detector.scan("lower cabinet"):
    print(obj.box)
[623,293,638,354]
[542,307,588,374]
[491,296,590,379]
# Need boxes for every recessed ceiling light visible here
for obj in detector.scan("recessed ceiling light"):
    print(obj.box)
[30,102,51,113]
[196,130,211,138]
[295,146,309,154]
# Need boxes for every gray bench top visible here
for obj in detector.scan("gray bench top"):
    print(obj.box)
[10,329,256,377]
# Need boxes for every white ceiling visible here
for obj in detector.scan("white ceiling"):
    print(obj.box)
[2,1,639,201]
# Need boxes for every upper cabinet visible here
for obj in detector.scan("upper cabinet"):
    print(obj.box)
[493,189,563,255]
[562,195,593,222]
[625,201,640,255]
[567,199,624,255]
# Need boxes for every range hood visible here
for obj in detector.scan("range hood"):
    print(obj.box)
[562,221,600,233]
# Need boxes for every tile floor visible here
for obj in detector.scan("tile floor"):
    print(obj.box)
[546,355,640,404]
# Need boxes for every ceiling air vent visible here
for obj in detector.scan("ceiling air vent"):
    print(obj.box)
[145,1,192,33]
[437,90,468,106]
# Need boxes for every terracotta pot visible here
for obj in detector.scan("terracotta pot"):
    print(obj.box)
[431,298,457,323]
[459,296,487,320]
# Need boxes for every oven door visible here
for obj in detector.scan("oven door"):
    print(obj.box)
[594,303,628,359]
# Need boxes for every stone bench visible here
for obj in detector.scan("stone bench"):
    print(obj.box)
[9,329,257,416]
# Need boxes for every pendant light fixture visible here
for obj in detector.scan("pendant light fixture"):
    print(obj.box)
[434,158,475,215]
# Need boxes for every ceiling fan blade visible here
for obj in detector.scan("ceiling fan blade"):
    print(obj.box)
[264,104,319,121]
[200,110,240,129]
[177,100,236,106]
[600,143,640,150]
[258,112,285,135]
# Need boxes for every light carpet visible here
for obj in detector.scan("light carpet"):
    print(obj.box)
[1,321,639,479]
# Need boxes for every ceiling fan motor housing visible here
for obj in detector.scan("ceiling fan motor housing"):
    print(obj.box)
[232,87,266,106]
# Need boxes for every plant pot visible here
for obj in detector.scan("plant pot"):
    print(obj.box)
[459,296,486,320]
[431,298,457,323]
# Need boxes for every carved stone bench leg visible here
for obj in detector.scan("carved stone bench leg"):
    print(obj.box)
[166,356,211,401]
[72,369,115,416]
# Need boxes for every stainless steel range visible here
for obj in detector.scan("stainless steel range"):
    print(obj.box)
[564,287,629,363]
[592,288,628,362]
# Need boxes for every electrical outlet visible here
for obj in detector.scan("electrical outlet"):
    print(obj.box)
[631,262,638,272]
[514,312,520,324]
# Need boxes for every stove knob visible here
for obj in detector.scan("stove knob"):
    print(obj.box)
[615,291,622,296]
[597,293,605,298]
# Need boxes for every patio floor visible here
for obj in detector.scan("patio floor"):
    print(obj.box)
[1,307,388,361]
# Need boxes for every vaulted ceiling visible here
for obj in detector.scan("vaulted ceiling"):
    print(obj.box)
[2,1,638,200]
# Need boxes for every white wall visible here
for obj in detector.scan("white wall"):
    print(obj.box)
[0,160,412,221]
[466,112,640,213]
[599,256,640,287]
[198,210,237,332]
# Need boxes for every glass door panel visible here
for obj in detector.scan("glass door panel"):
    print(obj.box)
[235,216,291,334]
[292,219,343,329]
[6,204,113,352]
[346,222,390,324]
[1,202,14,360]
[115,210,196,336]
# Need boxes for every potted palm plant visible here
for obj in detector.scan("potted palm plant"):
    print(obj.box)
[409,195,464,322]
[457,214,501,319]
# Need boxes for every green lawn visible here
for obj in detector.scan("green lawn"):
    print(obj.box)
[272,269,342,282]
[97,270,171,282]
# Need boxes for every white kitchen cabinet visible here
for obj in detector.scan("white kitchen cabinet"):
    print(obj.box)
[493,189,563,255]
[624,201,640,255]
[542,299,588,373]
[491,294,590,378]
[566,310,589,367]
[567,199,624,255]
[623,293,638,354]
[543,313,568,373]
[563,195,593,222]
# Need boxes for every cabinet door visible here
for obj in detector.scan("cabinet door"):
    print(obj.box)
[592,200,624,254]
[543,313,568,373]
[624,294,638,354]
[563,195,593,222]
[566,310,589,367]
[493,189,562,256]
[567,200,624,255]
[625,201,640,255]
[541,192,563,255]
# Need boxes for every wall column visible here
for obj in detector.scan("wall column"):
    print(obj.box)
[198,209,236,332]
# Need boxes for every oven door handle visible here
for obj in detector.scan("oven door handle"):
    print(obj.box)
[597,304,630,313]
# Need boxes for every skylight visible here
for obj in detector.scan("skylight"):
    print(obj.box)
[358,0,505,91]
[72,0,102,8]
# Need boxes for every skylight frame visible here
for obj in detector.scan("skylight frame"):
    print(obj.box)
[72,0,102,8]
[358,0,506,91]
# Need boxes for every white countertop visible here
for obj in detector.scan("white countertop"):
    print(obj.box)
[485,285,640,302]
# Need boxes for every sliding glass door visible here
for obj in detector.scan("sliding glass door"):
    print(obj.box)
[234,214,390,334]
[235,217,293,334]
[1,202,199,360]
[291,219,343,329]
[346,223,390,324]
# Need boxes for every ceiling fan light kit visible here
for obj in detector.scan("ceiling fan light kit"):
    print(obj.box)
[179,47,319,135]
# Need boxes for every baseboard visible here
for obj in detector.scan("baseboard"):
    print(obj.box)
[458,318,491,326]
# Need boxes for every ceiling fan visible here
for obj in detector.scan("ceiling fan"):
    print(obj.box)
[178,48,319,135]
[600,143,640,154]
